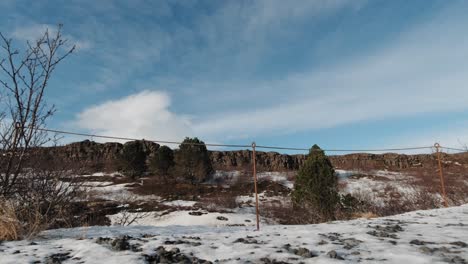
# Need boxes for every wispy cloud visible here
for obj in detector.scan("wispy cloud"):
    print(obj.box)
[69,1,468,147]
[189,3,468,141]
[6,1,463,149]
[12,23,92,51]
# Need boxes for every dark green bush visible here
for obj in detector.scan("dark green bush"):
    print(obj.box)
[292,144,339,221]
[118,141,148,178]
[149,145,175,183]
[174,137,213,184]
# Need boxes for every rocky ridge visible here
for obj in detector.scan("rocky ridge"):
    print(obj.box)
[35,140,468,172]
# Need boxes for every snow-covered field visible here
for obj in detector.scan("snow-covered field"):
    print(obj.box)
[76,169,452,229]
[83,179,160,203]
[335,169,443,207]
[1,204,467,263]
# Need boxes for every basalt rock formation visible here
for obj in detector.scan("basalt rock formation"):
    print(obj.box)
[32,140,159,172]
[31,140,468,173]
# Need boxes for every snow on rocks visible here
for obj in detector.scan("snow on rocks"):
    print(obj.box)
[257,172,295,189]
[162,200,198,207]
[84,181,160,202]
[1,204,467,263]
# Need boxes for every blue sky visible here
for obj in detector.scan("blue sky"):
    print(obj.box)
[1,0,468,153]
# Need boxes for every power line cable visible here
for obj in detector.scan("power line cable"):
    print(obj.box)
[441,146,467,152]
[255,144,433,152]
[33,127,251,148]
[25,126,459,153]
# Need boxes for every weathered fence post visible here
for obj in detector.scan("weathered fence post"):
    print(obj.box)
[434,143,448,207]
[252,142,260,231]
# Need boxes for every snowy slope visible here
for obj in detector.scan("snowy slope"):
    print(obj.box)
[1,204,467,263]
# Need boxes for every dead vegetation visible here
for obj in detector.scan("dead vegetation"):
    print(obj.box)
[0,200,19,241]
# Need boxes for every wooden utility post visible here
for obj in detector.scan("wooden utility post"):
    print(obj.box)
[434,143,448,207]
[252,142,260,231]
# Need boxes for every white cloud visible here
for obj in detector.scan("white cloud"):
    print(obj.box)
[74,90,192,143]
[59,1,468,148]
[12,24,92,51]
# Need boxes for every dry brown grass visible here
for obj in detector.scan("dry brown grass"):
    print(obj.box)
[198,191,238,211]
[351,212,379,219]
[0,200,20,241]
[347,183,442,217]
[260,198,328,225]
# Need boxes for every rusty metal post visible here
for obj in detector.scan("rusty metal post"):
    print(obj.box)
[252,142,260,231]
[434,143,448,207]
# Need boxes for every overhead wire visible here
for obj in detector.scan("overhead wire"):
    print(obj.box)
[24,126,463,153]
[441,146,467,152]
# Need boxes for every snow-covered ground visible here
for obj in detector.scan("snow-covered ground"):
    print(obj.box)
[335,169,438,206]
[83,180,160,202]
[1,204,467,263]
[108,209,258,227]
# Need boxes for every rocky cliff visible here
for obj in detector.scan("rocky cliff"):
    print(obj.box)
[35,140,468,172]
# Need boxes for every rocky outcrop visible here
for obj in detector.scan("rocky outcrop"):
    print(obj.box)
[36,140,159,172]
[33,140,468,172]
[329,153,435,170]
[209,150,468,171]
[209,150,305,171]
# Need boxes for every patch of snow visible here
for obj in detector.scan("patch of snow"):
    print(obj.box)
[82,181,115,187]
[2,205,467,263]
[162,200,198,207]
[257,171,295,189]
[80,172,122,177]
[211,170,242,185]
[84,182,160,202]
[335,169,358,178]
[236,192,287,208]
[107,210,257,227]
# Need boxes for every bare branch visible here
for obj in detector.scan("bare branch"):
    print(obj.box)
[0,24,75,196]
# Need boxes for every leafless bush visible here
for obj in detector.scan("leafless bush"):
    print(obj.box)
[446,188,468,206]
[1,169,84,240]
[108,193,152,226]
[347,184,442,218]
[0,25,79,240]
[260,198,325,224]
[113,210,151,226]
[199,191,238,211]
[0,25,75,197]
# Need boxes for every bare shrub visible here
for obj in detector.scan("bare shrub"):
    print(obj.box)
[0,26,78,240]
[446,182,468,206]
[106,193,152,226]
[260,197,325,224]
[112,210,151,226]
[0,25,75,196]
[1,169,84,240]
[199,190,238,211]
[346,184,442,218]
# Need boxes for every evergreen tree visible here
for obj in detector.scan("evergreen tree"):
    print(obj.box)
[292,144,339,221]
[119,141,147,178]
[149,145,175,183]
[175,137,213,184]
